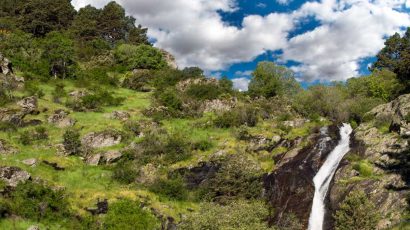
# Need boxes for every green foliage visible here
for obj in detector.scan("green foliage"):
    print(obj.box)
[353,161,374,178]
[157,88,183,111]
[334,190,380,230]
[372,28,410,92]
[248,61,301,98]
[19,126,48,145]
[115,44,166,70]
[112,160,138,184]
[68,87,124,111]
[104,199,160,230]
[199,153,263,204]
[150,176,188,200]
[63,128,81,155]
[214,105,259,128]
[163,132,192,163]
[51,82,67,103]
[98,1,128,44]
[405,113,410,123]
[70,5,101,41]
[185,82,229,101]
[18,0,76,36]
[10,181,71,222]
[122,70,153,91]
[179,200,272,230]
[24,81,45,98]
[42,31,76,79]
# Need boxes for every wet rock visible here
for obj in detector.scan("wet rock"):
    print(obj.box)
[81,131,122,148]
[86,154,101,166]
[17,96,38,114]
[264,126,340,227]
[0,166,31,187]
[22,158,37,166]
[110,111,130,121]
[102,150,122,164]
[48,110,75,128]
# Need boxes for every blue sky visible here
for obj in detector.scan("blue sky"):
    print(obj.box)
[73,0,410,90]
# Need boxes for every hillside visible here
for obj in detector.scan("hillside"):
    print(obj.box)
[1,1,410,230]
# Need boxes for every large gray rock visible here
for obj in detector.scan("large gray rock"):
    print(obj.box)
[48,110,75,128]
[81,131,122,148]
[22,158,37,166]
[86,154,102,166]
[17,96,38,114]
[160,49,178,69]
[0,53,24,89]
[202,98,237,113]
[110,111,130,121]
[102,150,122,164]
[0,166,31,187]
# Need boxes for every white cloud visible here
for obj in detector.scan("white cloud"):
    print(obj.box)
[232,77,251,91]
[234,70,253,77]
[257,2,267,8]
[284,0,410,81]
[71,0,410,82]
[276,0,292,5]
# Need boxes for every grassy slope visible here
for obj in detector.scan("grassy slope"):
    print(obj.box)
[0,79,326,229]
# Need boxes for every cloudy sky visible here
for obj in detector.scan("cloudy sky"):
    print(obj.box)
[72,0,410,90]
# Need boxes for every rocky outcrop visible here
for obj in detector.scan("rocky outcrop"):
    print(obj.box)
[264,125,341,227]
[160,49,178,69]
[0,166,31,187]
[329,94,410,230]
[110,111,130,121]
[17,96,38,114]
[81,131,122,148]
[176,77,218,92]
[48,110,76,128]
[85,150,123,165]
[22,158,37,166]
[201,98,237,113]
[0,53,24,89]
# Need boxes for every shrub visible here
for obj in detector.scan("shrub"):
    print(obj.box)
[114,44,166,70]
[163,132,192,163]
[214,105,259,128]
[156,88,183,111]
[234,126,252,141]
[10,181,71,222]
[185,83,223,101]
[104,199,160,230]
[51,82,67,103]
[123,120,142,136]
[334,190,380,230]
[112,160,138,184]
[405,113,410,123]
[0,122,17,133]
[67,87,125,111]
[122,70,153,91]
[192,139,214,151]
[353,161,373,178]
[199,153,263,204]
[19,127,48,145]
[63,129,82,155]
[24,82,45,98]
[179,200,272,230]
[149,176,188,200]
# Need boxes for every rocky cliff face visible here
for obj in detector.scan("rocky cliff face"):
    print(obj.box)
[329,94,410,229]
[264,125,341,227]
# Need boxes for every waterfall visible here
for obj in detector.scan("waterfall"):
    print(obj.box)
[308,123,353,230]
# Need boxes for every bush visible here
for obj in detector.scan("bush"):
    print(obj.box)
[67,87,125,111]
[112,161,138,184]
[179,200,272,230]
[122,70,153,91]
[104,199,160,230]
[24,82,45,98]
[353,161,373,178]
[199,153,263,204]
[156,88,183,111]
[214,105,259,128]
[192,139,214,151]
[114,44,167,70]
[123,120,142,136]
[334,190,380,230]
[19,127,48,145]
[185,83,223,101]
[163,132,192,163]
[51,82,67,103]
[149,176,188,200]
[63,129,81,155]
[10,181,71,222]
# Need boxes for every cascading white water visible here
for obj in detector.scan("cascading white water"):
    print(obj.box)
[308,123,353,230]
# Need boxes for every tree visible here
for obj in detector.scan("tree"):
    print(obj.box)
[18,0,76,36]
[42,32,76,79]
[128,24,149,45]
[98,1,127,44]
[219,76,234,92]
[334,190,380,230]
[372,27,410,91]
[70,5,101,41]
[248,62,301,98]
[114,44,166,70]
